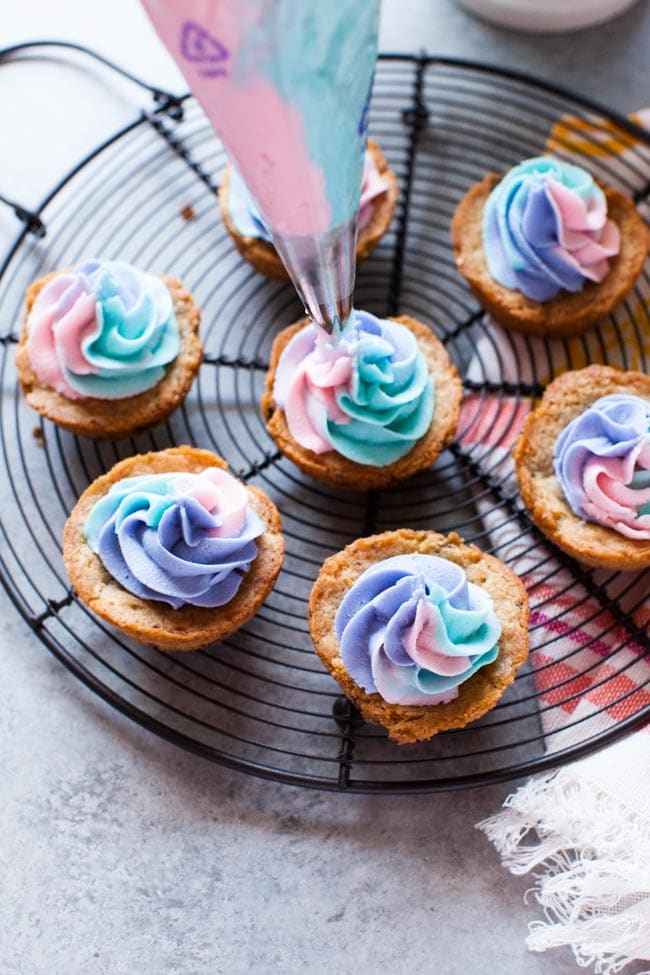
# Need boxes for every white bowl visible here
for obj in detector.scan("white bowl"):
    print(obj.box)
[457,0,639,32]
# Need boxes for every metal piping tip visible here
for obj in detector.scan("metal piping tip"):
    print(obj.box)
[314,293,353,336]
[272,219,357,340]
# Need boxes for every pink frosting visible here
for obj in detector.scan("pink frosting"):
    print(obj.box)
[358,150,390,229]
[174,468,250,538]
[581,439,650,540]
[218,78,331,236]
[403,598,474,678]
[28,275,97,399]
[276,326,352,454]
[545,177,620,284]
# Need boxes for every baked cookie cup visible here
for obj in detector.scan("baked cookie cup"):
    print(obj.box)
[513,365,650,571]
[308,530,530,744]
[63,446,284,651]
[262,314,462,490]
[219,139,399,282]
[16,269,203,439]
[452,173,649,338]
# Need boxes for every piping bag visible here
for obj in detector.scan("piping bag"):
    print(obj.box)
[141,0,380,336]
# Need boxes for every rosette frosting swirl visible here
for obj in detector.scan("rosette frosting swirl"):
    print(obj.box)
[553,394,650,540]
[84,468,265,609]
[482,156,620,302]
[273,310,434,466]
[27,259,180,400]
[228,148,389,242]
[335,554,501,706]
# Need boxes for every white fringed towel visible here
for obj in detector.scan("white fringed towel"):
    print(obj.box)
[478,733,650,974]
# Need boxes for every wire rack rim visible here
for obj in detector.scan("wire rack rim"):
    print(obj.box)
[23,619,650,795]
[1,50,648,794]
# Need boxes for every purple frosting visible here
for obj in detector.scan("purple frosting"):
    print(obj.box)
[335,554,501,706]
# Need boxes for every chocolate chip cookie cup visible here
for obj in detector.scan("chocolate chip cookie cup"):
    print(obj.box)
[308,530,529,744]
[16,260,203,439]
[63,447,285,651]
[513,365,650,570]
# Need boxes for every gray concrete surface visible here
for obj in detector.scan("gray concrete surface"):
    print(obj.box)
[2,583,582,975]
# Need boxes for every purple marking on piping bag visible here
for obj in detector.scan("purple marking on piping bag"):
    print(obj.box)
[180,21,229,78]
[358,73,374,135]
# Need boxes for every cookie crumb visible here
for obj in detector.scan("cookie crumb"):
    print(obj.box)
[32,426,44,446]
[180,205,196,221]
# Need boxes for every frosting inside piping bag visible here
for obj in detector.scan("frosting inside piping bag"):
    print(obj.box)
[227,148,390,244]
[141,0,380,331]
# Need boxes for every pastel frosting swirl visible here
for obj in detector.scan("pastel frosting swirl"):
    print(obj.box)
[482,157,620,302]
[26,259,180,400]
[228,148,389,243]
[335,554,501,706]
[553,394,650,541]
[273,310,434,466]
[84,468,265,609]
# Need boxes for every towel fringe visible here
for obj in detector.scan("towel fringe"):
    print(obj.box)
[478,769,650,975]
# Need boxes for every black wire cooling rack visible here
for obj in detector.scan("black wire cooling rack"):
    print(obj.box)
[0,44,648,793]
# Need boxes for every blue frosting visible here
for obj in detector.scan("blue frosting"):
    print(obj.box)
[335,554,501,705]
[328,311,434,465]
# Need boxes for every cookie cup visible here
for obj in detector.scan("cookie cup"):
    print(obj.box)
[451,173,649,337]
[16,273,203,439]
[513,365,650,570]
[63,446,284,650]
[262,315,462,490]
[308,530,530,744]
